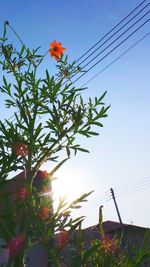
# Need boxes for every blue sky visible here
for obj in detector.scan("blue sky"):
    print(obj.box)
[0,0,150,228]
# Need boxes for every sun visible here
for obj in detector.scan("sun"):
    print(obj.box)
[52,167,85,204]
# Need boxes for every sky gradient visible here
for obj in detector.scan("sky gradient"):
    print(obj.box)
[0,0,150,228]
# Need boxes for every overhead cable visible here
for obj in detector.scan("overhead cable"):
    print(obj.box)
[80,174,150,214]
[71,15,150,84]
[2,1,150,127]
[75,0,148,64]
[82,31,150,87]
[77,2,150,67]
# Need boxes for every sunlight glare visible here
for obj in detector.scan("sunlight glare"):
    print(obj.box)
[52,168,85,205]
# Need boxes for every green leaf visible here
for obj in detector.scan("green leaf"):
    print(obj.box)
[52,80,62,98]
[76,147,89,153]
[70,191,93,209]
[66,147,70,157]
[2,23,6,42]
[72,216,85,224]
[5,99,15,107]
[83,243,100,262]
[78,131,90,137]
[88,131,99,136]
[43,133,51,144]
[92,121,103,127]
[69,219,84,234]
[99,205,104,236]
[56,196,68,212]
[0,219,12,240]
[98,90,107,102]
[49,158,69,177]
[70,205,82,209]
[34,123,42,140]
[3,75,7,87]
[19,45,25,56]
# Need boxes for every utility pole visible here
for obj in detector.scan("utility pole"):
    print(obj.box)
[110,188,124,246]
[110,188,123,225]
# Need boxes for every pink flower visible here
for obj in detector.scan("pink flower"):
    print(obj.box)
[7,234,25,257]
[16,187,29,200]
[57,231,69,249]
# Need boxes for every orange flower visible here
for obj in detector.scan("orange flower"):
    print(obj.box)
[101,234,118,254]
[36,170,49,179]
[57,230,69,249]
[37,206,50,220]
[49,40,66,60]
[7,234,25,257]
[12,142,28,156]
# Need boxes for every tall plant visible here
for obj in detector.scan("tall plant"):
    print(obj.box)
[0,21,150,267]
[0,22,109,266]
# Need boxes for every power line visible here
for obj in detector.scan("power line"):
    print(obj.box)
[114,175,150,192]
[81,31,150,87]
[115,183,150,199]
[79,174,150,214]
[30,15,150,132]
[72,189,112,214]
[75,0,148,64]
[79,195,109,214]
[77,1,150,67]
[71,15,150,84]
[54,177,150,216]
[25,26,150,130]
[116,178,150,198]
[4,19,150,146]
[106,178,150,200]
[79,9,150,70]
[2,2,150,128]
[60,9,150,88]
[80,183,150,217]
[54,0,149,89]
[61,1,150,87]
[114,180,150,197]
